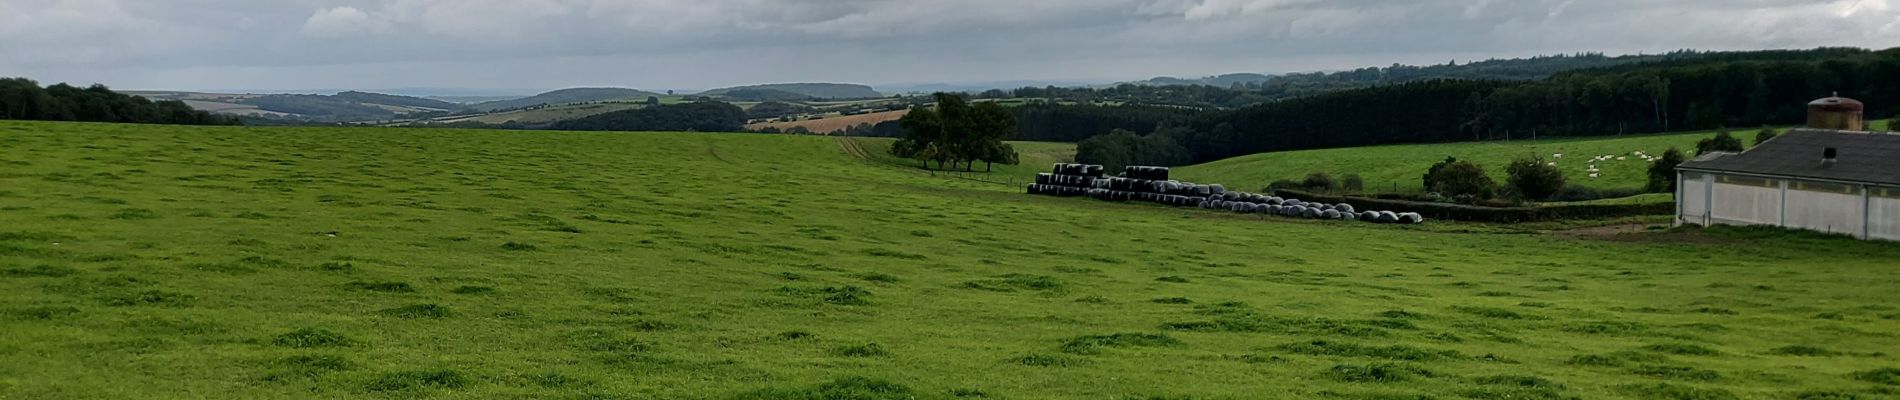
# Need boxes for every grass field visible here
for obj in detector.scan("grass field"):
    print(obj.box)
[3,120,1900,399]
[1175,129,1765,194]
[747,110,910,134]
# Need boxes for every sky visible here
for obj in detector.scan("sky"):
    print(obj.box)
[2,0,1898,94]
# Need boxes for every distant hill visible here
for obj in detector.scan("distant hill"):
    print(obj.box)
[470,88,662,112]
[550,102,746,132]
[700,83,882,100]
[332,91,460,110]
[1134,73,1272,87]
[711,88,818,102]
[238,94,406,121]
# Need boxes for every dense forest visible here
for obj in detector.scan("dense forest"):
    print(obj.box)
[549,101,746,132]
[981,51,1716,109]
[1062,47,1900,167]
[1010,103,1200,142]
[0,78,236,125]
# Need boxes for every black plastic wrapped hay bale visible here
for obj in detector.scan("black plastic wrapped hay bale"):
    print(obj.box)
[1336,204,1356,214]
[1400,213,1425,224]
[1323,210,1342,219]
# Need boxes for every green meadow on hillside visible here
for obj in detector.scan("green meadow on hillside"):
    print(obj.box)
[1175,129,1761,195]
[3,120,1899,399]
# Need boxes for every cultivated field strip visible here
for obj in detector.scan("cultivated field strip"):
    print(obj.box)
[1,120,1898,399]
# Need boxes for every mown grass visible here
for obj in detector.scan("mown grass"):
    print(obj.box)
[1174,128,1772,194]
[2,120,1897,399]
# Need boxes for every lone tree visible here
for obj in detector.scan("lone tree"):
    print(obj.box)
[892,93,1019,171]
[1645,148,1688,193]
[1696,129,1745,155]
[1506,156,1566,201]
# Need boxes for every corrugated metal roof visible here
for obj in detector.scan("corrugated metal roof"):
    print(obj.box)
[1678,129,1900,186]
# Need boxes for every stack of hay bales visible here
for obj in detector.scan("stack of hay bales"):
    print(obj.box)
[1027,164,1425,225]
[1027,163,1105,198]
[1196,190,1423,224]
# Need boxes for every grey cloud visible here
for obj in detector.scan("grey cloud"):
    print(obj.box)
[1,0,1895,91]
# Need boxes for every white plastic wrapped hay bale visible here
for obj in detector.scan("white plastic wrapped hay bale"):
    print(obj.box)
[1336,204,1356,214]
[1323,210,1342,219]
[1376,211,1399,223]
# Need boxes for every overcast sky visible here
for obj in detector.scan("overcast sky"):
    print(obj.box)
[3,0,1897,94]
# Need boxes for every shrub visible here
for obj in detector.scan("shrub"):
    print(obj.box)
[1696,129,1745,155]
[1342,174,1366,192]
[1506,156,1566,201]
[1303,172,1337,192]
[1646,148,1688,193]
[1424,158,1495,200]
[1754,127,1779,147]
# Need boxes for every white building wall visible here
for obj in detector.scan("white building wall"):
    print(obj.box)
[1679,172,1710,226]
[1784,183,1865,236]
[1869,187,1900,241]
[1709,182,1781,226]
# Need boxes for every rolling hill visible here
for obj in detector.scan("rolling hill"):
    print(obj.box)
[700,83,882,100]
[134,90,461,122]
[468,87,663,112]
[4,119,1897,399]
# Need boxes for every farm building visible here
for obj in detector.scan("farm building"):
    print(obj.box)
[1675,124,1900,241]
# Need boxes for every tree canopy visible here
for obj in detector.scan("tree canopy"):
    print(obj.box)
[891,93,1019,171]
[1,78,236,125]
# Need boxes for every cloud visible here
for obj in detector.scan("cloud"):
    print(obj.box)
[302,6,385,37]
[3,0,1899,91]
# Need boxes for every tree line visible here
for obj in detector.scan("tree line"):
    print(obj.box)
[1065,47,1900,168]
[892,94,1018,171]
[0,78,236,125]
